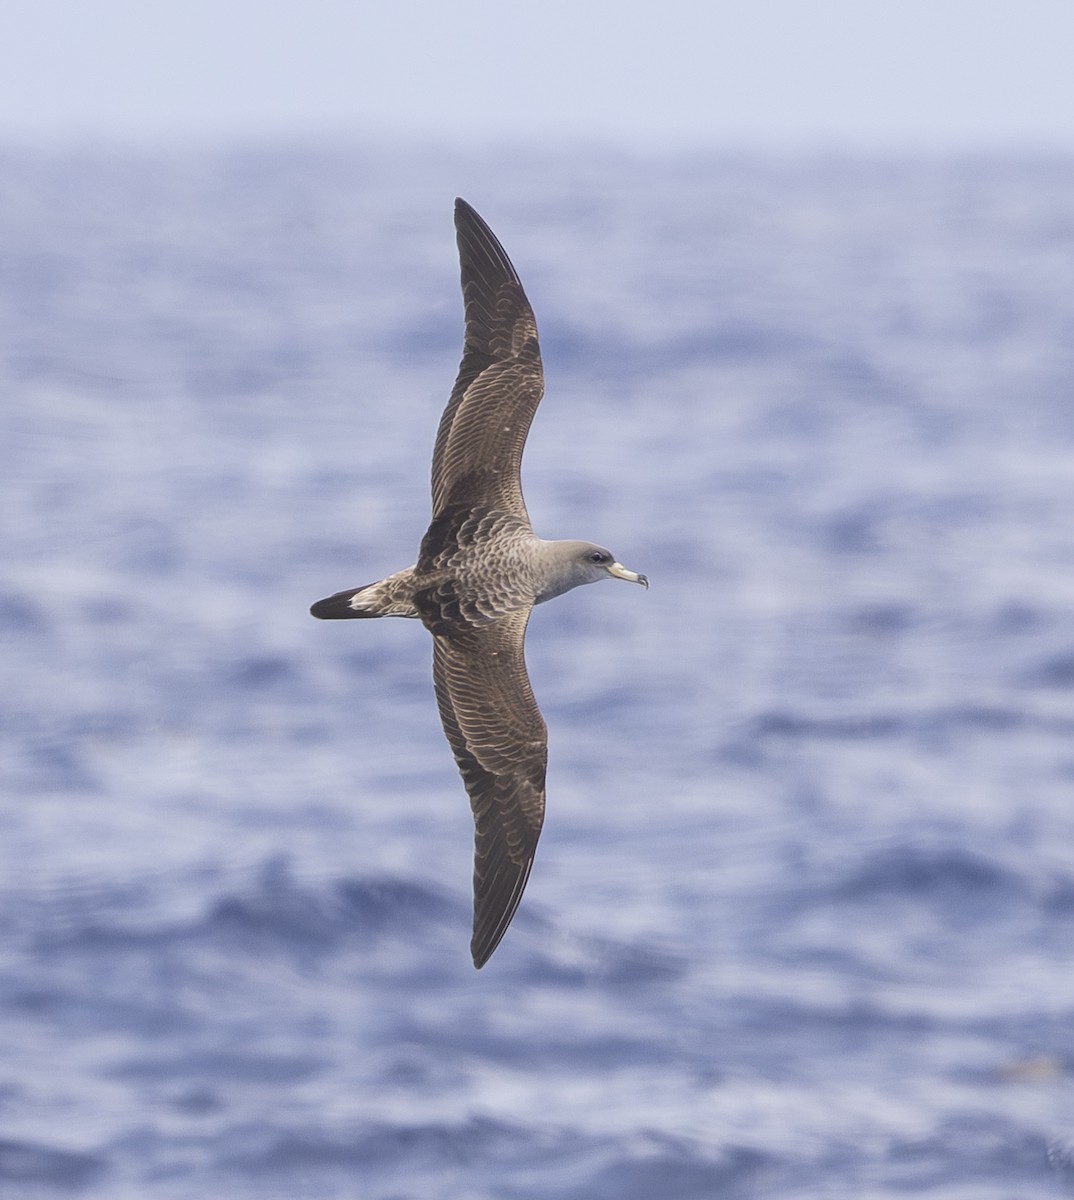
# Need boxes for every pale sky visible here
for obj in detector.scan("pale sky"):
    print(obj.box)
[3,0,1073,150]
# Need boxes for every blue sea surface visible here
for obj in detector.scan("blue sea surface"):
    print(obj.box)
[3,145,1074,1198]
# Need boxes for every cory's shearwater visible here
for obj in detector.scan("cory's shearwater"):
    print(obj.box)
[312,199,647,967]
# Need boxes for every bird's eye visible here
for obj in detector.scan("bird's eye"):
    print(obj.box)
[588,551,607,564]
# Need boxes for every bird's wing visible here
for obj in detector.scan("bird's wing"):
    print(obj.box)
[430,608,547,967]
[430,199,545,524]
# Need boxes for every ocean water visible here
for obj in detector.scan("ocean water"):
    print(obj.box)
[2,144,1074,1198]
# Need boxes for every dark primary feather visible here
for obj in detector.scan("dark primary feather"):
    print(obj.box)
[429,199,545,523]
[431,612,547,968]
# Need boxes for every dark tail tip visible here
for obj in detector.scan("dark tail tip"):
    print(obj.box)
[310,586,374,619]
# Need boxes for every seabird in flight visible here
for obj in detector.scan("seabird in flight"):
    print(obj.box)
[312,198,647,967]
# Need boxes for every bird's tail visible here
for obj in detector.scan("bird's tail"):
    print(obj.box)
[310,585,382,619]
[310,567,422,620]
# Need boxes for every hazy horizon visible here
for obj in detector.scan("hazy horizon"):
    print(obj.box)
[4,1,1073,153]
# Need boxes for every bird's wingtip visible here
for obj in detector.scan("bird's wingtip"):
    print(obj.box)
[469,856,534,968]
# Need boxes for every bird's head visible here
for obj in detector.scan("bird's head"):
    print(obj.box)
[536,541,649,603]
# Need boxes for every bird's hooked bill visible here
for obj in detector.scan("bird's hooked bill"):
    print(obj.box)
[609,562,648,588]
